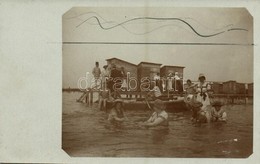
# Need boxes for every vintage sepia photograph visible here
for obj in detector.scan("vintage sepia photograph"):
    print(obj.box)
[62,7,253,158]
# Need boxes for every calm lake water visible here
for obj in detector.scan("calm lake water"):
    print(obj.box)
[62,92,253,158]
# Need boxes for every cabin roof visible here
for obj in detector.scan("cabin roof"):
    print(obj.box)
[212,82,223,84]
[106,58,137,66]
[138,62,162,66]
[224,80,237,82]
[161,65,185,68]
[223,80,237,83]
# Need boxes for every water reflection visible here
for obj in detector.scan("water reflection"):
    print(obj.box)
[150,128,170,144]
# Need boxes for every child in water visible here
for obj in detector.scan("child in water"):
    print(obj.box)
[108,99,127,124]
[210,101,227,122]
[186,94,210,124]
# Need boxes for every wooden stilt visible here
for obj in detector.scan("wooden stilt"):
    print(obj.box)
[85,92,89,105]
[90,90,93,106]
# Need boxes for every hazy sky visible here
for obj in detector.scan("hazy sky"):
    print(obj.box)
[62,7,253,88]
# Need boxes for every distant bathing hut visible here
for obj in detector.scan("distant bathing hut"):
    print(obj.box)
[248,83,253,96]
[223,80,246,94]
[236,82,247,94]
[211,82,224,94]
[223,80,237,94]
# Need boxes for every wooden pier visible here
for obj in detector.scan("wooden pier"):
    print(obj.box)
[211,94,253,104]
[75,89,253,106]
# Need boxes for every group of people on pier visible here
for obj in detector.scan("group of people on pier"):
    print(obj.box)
[92,61,127,92]
[91,62,227,128]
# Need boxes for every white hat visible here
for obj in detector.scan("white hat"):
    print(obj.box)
[198,73,206,79]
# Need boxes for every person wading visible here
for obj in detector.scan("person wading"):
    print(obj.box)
[108,99,128,125]
[210,101,227,122]
[141,99,169,127]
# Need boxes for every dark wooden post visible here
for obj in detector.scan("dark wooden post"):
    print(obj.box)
[90,90,93,106]
[85,91,89,105]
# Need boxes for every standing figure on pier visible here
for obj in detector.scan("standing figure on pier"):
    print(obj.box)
[174,72,183,94]
[120,66,127,91]
[153,73,160,87]
[195,73,211,110]
[167,73,173,91]
[108,63,123,94]
[101,65,110,90]
[92,62,101,89]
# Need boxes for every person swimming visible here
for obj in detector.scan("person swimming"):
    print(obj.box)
[108,99,128,124]
[141,99,169,127]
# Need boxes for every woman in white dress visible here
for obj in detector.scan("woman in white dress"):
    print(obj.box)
[167,73,173,91]
[195,73,211,111]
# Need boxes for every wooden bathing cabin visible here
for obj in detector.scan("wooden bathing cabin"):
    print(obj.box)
[137,61,162,91]
[223,80,246,94]
[106,57,138,79]
[76,58,188,112]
